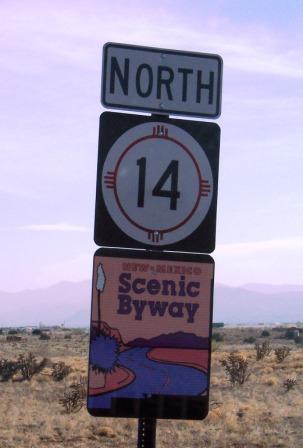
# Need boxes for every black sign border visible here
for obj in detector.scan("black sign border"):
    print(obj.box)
[87,247,214,420]
[101,42,223,119]
[94,111,220,254]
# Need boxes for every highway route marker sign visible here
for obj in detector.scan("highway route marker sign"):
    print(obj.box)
[101,42,223,118]
[94,112,220,253]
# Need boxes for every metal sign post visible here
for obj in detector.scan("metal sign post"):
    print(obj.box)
[137,418,157,448]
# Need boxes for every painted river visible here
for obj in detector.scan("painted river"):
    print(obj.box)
[88,347,208,409]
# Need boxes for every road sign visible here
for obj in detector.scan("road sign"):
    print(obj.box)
[87,247,214,420]
[94,112,220,253]
[102,43,223,118]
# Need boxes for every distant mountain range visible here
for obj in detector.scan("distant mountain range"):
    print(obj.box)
[0,281,91,328]
[214,283,303,324]
[0,280,302,327]
[128,332,209,349]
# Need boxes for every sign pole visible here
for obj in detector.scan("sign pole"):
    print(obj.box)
[137,418,157,448]
[138,113,164,447]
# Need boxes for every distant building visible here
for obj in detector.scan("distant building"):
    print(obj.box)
[286,327,300,339]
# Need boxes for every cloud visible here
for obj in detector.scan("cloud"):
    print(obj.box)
[216,238,303,254]
[18,223,90,232]
[1,1,303,80]
[221,43,303,79]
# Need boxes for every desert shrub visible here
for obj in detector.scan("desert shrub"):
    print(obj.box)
[17,353,47,380]
[0,329,3,335]
[283,378,297,391]
[64,334,72,340]
[213,322,224,328]
[261,330,270,337]
[212,332,224,342]
[6,335,22,342]
[220,352,250,386]
[244,336,256,344]
[51,362,72,381]
[71,376,86,399]
[211,341,222,352]
[8,329,19,335]
[59,389,83,413]
[1,354,48,381]
[255,341,272,361]
[32,329,42,336]
[39,332,50,340]
[59,376,87,413]
[274,346,291,363]
[0,359,19,381]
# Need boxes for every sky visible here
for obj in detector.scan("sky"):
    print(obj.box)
[1,0,303,292]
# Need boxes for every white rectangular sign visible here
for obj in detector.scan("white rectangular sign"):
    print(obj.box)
[101,43,223,118]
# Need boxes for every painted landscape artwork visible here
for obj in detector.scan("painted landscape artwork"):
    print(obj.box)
[88,250,213,419]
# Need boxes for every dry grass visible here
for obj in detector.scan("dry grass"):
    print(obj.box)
[0,327,302,447]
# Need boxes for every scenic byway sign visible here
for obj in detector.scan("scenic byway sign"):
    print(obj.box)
[94,112,220,253]
[88,247,214,419]
[101,43,223,118]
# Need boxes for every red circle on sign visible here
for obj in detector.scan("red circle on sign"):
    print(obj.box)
[113,133,203,235]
